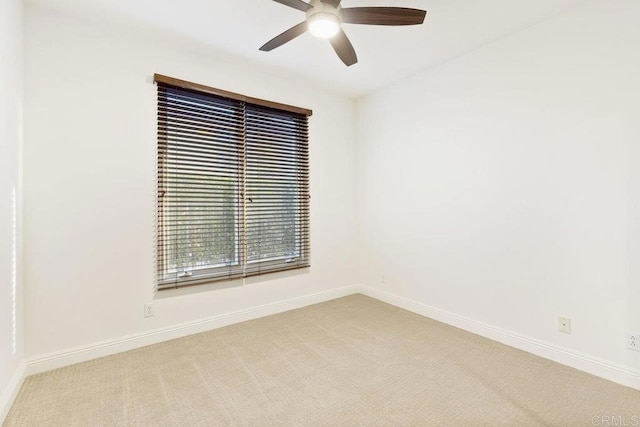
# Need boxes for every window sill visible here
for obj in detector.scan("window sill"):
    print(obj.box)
[153,266,310,300]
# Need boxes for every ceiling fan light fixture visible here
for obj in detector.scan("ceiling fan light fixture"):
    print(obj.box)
[263,0,427,67]
[308,12,341,39]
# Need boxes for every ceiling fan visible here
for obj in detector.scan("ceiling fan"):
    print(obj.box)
[259,0,427,67]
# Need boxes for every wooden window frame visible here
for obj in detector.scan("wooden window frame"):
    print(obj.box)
[155,75,312,290]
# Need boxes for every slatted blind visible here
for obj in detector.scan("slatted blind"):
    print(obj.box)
[156,77,310,289]
[245,104,310,276]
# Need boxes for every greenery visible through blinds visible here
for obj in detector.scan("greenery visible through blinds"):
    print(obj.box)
[156,80,310,289]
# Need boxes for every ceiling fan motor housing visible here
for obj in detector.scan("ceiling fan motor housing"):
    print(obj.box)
[306,0,343,38]
[307,1,343,23]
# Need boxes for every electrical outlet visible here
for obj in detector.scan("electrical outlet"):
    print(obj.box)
[380,275,385,284]
[627,334,640,352]
[558,317,571,334]
[144,303,154,318]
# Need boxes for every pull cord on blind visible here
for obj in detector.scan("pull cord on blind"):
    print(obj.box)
[156,77,310,290]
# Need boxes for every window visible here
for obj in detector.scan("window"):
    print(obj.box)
[155,75,311,289]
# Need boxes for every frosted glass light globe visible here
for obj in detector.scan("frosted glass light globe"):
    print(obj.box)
[308,13,340,39]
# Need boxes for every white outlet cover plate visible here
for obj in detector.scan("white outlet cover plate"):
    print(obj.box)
[558,317,571,334]
[627,334,640,352]
[144,303,154,318]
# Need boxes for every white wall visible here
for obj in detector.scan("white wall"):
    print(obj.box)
[0,0,24,417]
[357,0,640,375]
[23,5,358,359]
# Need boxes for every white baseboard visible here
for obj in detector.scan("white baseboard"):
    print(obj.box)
[24,283,640,393]
[0,361,26,424]
[26,284,361,375]
[358,284,640,391]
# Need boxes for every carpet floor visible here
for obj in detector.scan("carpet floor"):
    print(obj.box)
[5,294,640,426]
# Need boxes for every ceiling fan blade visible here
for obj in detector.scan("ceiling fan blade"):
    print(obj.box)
[329,29,358,67]
[341,7,427,26]
[260,22,308,51]
[272,0,312,12]
[321,0,342,7]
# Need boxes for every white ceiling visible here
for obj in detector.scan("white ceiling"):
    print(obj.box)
[28,0,587,97]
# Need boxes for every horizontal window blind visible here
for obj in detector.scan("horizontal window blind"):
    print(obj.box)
[245,104,310,276]
[156,77,310,289]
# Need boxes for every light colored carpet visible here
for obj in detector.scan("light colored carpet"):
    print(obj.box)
[5,294,640,426]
